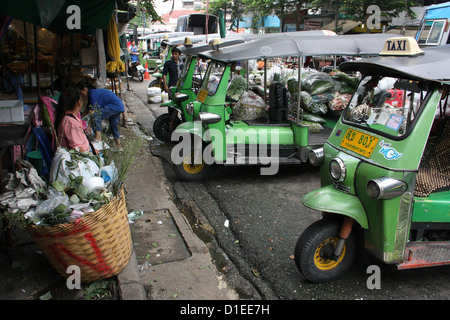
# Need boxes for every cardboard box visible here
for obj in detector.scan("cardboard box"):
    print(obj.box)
[0,100,24,123]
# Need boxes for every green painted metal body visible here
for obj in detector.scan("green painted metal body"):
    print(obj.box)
[303,84,450,264]
[159,55,200,122]
[173,61,337,164]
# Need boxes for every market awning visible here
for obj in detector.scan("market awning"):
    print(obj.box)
[321,20,362,34]
[0,0,116,35]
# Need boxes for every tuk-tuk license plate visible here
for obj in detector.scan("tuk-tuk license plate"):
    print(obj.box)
[197,89,208,103]
[339,129,379,158]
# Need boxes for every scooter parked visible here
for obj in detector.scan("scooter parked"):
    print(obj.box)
[128,60,144,82]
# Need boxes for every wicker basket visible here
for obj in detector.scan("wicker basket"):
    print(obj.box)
[26,185,132,283]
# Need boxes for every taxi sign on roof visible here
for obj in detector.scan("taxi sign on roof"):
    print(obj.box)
[379,37,424,56]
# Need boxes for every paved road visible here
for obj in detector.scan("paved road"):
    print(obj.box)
[133,78,450,300]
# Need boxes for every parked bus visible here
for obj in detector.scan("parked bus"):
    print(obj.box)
[176,14,218,35]
[416,1,450,46]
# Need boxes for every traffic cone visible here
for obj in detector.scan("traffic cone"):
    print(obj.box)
[144,61,150,80]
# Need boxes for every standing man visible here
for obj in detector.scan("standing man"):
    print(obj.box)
[162,47,183,94]
[77,81,125,151]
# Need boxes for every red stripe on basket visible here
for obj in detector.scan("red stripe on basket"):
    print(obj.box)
[44,222,114,276]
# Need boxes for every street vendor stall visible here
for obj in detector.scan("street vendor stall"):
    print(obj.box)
[0,0,135,284]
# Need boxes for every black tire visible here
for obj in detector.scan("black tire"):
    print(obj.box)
[294,218,358,283]
[138,72,144,82]
[172,141,211,181]
[153,113,181,142]
[149,79,162,88]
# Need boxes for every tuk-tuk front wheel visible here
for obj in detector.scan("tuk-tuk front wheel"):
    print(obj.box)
[173,150,211,181]
[153,113,182,142]
[294,218,357,283]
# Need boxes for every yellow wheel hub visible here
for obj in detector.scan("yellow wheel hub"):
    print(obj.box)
[182,153,204,174]
[314,237,345,270]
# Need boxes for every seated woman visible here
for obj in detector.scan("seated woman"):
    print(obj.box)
[54,87,94,153]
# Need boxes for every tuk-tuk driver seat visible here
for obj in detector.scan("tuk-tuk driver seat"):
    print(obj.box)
[268,82,288,123]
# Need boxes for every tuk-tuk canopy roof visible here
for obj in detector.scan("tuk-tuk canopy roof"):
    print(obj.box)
[166,33,221,46]
[198,33,393,62]
[340,44,450,83]
[138,31,194,40]
[179,37,248,56]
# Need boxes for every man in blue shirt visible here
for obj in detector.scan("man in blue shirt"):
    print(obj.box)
[78,81,125,151]
[162,47,183,94]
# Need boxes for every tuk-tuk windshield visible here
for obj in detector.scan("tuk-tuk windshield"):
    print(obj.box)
[342,75,430,139]
[201,60,226,96]
[177,55,193,89]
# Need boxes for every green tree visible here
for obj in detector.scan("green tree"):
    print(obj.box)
[242,0,308,32]
[209,0,245,31]
[129,0,164,27]
[310,0,420,26]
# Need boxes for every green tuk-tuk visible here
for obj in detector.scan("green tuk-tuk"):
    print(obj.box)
[152,37,249,142]
[170,33,393,181]
[148,34,222,89]
[295,37,450,283]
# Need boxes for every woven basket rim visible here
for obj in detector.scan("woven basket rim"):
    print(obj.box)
[26,184,125,234]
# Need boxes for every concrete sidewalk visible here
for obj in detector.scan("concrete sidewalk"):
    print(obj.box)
[0,78,238,301]
[116,80,239,300]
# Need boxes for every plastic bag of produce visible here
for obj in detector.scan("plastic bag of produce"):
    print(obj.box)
[233,91,266,121]
[302,72,336,95]
[301,120,323,133]
[311,92,334,104]
[303,111,326,124]
[300,91,328,115]
[331,72,359,88]
[329,92,352,111]
[227,76,247,100]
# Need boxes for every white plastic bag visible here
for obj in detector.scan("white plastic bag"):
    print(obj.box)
[49,147,100,185]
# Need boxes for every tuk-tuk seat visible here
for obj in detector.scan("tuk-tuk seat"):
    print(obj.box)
[268,82,288,123]
[415,119,450,197]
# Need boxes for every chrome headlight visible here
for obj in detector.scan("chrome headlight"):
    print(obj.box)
[329,157,346,182]
[199,112,222,124]
[186,102,194,115]
[367,177,407,200]
[308,148,324,166]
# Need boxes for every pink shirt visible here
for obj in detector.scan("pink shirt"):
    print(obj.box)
[57,114,90,152]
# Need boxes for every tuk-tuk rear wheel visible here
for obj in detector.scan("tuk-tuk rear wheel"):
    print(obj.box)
[294,218,357,283]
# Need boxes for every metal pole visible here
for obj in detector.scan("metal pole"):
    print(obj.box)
[33,25,40,101]
[295,56,303,125]
[23,22,32,87]
[264,58,267,107]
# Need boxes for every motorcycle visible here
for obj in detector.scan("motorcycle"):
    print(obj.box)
[128,60,144,82]
[295,37,450,283]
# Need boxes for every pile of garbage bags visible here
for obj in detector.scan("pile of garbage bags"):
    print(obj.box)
[0,148,119,226]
